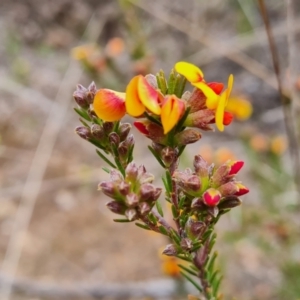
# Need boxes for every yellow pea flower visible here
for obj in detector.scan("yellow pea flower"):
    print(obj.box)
[93,89,126,121]
[194,74,234,131]
[125,75,161,117]
[161,95,185,134]
[174,61,234,131]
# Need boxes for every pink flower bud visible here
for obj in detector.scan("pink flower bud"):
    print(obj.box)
[228,161,244,175]
[234,182,249,196]
[203,188,222,207]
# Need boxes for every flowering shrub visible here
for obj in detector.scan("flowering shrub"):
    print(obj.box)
[73,61,249,299]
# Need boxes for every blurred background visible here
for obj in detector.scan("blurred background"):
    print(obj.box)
[0,0,300,299]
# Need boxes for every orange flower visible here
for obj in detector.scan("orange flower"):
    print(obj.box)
[93,89,126,121]
[125,75,161,117]
[161,95,185,134]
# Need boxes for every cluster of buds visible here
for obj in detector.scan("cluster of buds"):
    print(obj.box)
[173,155,249,216]
[73,83,134,168]
[99,162,162,221]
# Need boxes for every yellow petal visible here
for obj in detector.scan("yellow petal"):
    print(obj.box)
[174,61,204,83]
[138,76,161,115]
[161,95,185,134]
[93,89,126,121]
[215,91,227,131]
[125,76,146,117]
[193,82,219,109]
[225,74,234,105]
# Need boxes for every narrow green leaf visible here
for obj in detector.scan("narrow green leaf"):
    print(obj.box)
[96,149,116,168]
[162,177,171,195]
[213,275,223,296]
[113,218,132,223]
[79,118,90,127]
[148,213,157,225]
[207,251,218,273]
[155,201,164,217]
[89,139,106,151]
[178,264,198,277]
[74,107,91,121]
[102,167,110,173]
[156,74,162,91]
[177,254,192,263]
[180,271,203,292]
[127,145,134,164]
[165,170,173,191]
[178,195,186,209]
[167,69,176,94]
[158,225,169,236]
[148,146,166,168]
[144,112,162,125]
[170,229,181,245]
[177,76,187,98]
[171,204,179,218]
[177,145,186,157]
[209,269,219,284]
[135,222,151,230]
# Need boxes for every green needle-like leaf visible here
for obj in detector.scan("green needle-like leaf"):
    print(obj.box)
[178,264,198,277]
[96,149,116,168]
[148,146,166,168]
[135,223,151,230]
[180,271,203,292]
[155,201,164,217]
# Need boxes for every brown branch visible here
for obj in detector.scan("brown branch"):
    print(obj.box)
[258,0,300,201]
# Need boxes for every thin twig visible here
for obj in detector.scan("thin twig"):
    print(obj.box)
[258,0,300,201]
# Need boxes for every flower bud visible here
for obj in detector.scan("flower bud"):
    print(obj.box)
[185,175,201,192]
[138,172,155,185]
[186,88,206,113]
[212,164,230,187]
[125,193,139,207]
[103,122,114,133]
[175,129,201,145]
[203,188,222,207]
[125,162,139,182]
[75,126,92,140]
[108,132,120,146]
[109,169,123,183]
[185,217,206,240]
[87,81,97,104]
[139,183,157,202]
[227,161,244,175]
[139,202,151,215]
[119,123,132,141]
[184,109,215,128]
[162,244,177,256]
[118,181,130,196]
[118,141,129,160]
[134,120,167,144]
[98,181,117,198]
[193,155,209,179]
[91,124,105,139]
[161,147,176,167]
[218,196,242,210]
[106,201,126,215]
[180,238,193,251]
[234,182,249,196]
[73,84,89,108]
[191,198,206,210]
[125,208,138,221]
[218,181,239,196]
